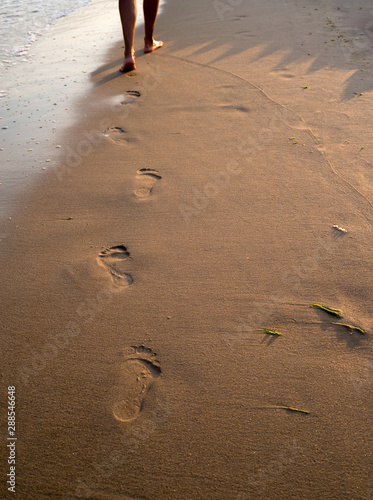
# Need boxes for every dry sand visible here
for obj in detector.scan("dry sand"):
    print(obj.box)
[1,0,373,498]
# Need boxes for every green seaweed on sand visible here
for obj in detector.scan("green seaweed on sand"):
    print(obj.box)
[310,304,342,318]
[281,406,310,414]
[256,405,310,414]
[256,329,282,336]
[330,322,365,335]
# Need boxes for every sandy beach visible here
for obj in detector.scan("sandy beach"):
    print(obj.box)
[1,0,373,498]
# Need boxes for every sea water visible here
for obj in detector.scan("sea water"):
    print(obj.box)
[0,0,149,66]
[0,0,93,64]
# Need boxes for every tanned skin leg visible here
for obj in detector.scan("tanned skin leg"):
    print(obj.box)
[143,0,163,53]
[118,0,163,72]
[119,0,137,72]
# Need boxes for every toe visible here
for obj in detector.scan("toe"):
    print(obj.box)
[144,40,163,53]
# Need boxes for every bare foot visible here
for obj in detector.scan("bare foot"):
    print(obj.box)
[144,39,163,54]
[120,54,136,73]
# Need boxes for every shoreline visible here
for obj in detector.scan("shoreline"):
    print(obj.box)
[0,0,119,221]
[0,0,165,222]
[1,0,373,498]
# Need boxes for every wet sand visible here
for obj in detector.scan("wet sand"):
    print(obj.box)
[1,0,373,498]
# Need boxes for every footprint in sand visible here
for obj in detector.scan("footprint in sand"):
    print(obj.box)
[103,126,128,145]
[120,90,142,105]
[97,244,133,287]
[134,168,162,198]
[234,30,254,39]
[112,346,161,422]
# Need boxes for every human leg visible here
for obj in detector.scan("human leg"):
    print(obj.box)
[143,0,163,53]
[119,0,137,72]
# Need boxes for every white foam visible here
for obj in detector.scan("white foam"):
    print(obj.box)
[0,0,93,63]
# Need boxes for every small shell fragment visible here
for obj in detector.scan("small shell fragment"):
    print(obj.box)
[332,225,347,233]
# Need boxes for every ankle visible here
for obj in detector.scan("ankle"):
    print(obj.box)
[124,49,135,59]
